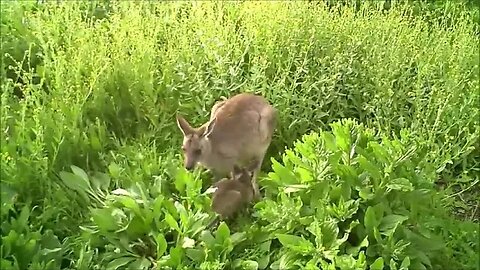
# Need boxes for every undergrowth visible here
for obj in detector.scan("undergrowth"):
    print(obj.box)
[1,1,478,269]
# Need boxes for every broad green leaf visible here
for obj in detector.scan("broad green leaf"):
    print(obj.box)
[271,159,297,184]
[174,201,189,229]
[216,222,230,244]
[409,261,427,270]
[406,229,444,252]
[369,142,390,164]
[116,196,142,217]
[270,253,296,270]
[200,230,216,247]
[59,171,91,193]
[346,236,368,256]
[373,227,383,242]
[15,205,30,232]
[336,254,358,270]
[413,250,432,268]
[333,164,357,185]
[400,256,410,270]
[357,156,382,182]
[185,248,205,262]
[322,220,339,248]
[284,184,308,193]
[356,251,367,269]
[364,206,377,234]
[92,172,111,191]
[276,234,303,247]
[341,181,352,199]
[152,196,164,228]
[91,208,118,232]
[108,163,122,178]
[297,167,314,182]
[231,232,246,245]
[1,258,15,269]
[38,247,62,256]
[331,124,351,151]
[386,178,413,192]
[276,234,314,254]
[71,165,90,183]
[370,257,384,270]
[169,246,183,266]
[164,213,180,232]
[284,149,304,166]
[127,257,151,270]
[241,260,259,270]
[321,132,338,152]
[307,221,323,248]
[106,256,136,270]
[379,215,408,236]
[126,216,149,237]
[259,240,272,252]
[39,230,62,265]
[189,214,209,236]
[174,168,187,194]
[358,187,375,200]
[258,254,270,269]
[163,199,179,219]
[156,233,167,256]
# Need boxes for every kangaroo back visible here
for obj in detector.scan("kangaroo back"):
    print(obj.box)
[176,92,277,180]
[211,189,243,219]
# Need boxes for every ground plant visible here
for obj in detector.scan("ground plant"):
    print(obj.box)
[1,0,479,269]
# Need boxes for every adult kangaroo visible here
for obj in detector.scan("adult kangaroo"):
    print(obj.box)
[176,92,277,199]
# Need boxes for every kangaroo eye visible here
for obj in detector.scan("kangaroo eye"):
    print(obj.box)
[194,149,202,155]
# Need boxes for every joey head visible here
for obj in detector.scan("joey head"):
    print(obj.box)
[210,164,256,220]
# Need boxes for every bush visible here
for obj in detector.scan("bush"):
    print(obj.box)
[255,119,469,269]
[1,1,478,269]
[56,120,477,269]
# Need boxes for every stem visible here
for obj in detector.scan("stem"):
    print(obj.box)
[442,179,480,201]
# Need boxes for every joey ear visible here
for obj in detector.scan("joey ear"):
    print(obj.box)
[203,117,217,138]
[176,114,193,136]
[232,165,242,176]
[247,159,260,172]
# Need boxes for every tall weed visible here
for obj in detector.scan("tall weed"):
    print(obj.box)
[1,0,478,269]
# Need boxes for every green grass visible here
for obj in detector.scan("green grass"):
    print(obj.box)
[1,1,478,269]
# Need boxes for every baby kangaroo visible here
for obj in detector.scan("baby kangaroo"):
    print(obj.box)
[176,92,277,200]
[211,164,256,222]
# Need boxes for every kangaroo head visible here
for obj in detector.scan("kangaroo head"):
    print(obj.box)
[231,164,255,186]
[176,114,217,171]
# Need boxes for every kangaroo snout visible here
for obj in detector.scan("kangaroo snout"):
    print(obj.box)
[185,162,195,171]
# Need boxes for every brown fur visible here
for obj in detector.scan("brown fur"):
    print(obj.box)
[176,92,277,200]
[211,165,255,219]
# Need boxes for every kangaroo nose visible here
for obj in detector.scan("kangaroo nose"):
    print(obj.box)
[185,164,194,171]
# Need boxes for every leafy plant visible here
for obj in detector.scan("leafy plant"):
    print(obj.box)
[1,1,478,269]
[255,119,464,269]
[1,184,65,270]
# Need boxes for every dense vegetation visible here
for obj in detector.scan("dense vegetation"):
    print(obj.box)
[1,1,479,269]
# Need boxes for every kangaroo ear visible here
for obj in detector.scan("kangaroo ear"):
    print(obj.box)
[203,117,217,138]
[176,114,193,136]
